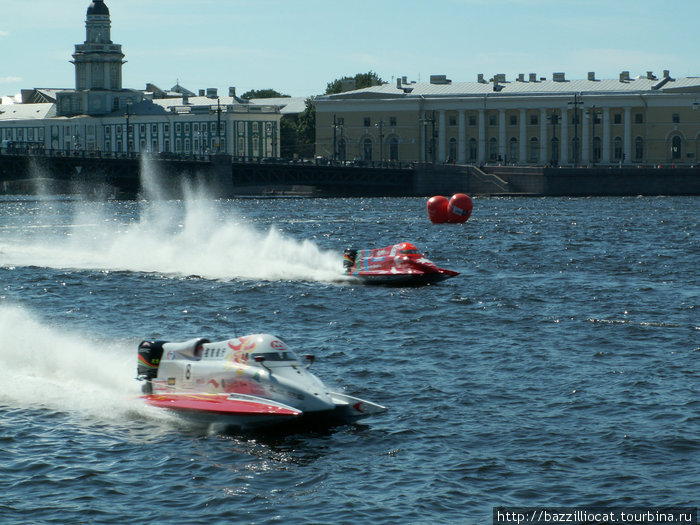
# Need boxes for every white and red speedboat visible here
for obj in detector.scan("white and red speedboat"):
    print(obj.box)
[137,334,386,430]
[343,242,459,285]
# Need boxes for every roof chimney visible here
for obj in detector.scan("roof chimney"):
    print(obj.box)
[477,73,487,83]
[588,72,597,81]
[517,73,525,82]
[663,69,670,78]
[229,86,237,97]
[529,73,537,82]
[552,72,566,82]
[396,78,402,89]
[430,74,451,85]
[619,71,630,82]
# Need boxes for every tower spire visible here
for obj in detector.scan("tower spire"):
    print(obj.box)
[71,1,125,90]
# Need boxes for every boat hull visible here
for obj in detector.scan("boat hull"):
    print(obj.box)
[343,243,458,286]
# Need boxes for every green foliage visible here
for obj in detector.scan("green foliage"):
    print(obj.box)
[325,71,384,94]
[240,89,289,100]
[295,98,316,157]
[279,117,298,157]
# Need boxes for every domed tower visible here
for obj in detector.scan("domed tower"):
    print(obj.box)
[71,0,126,91]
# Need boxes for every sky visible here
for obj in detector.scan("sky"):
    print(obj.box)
[1,0,698,99]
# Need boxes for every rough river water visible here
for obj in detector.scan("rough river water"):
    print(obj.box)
[0,185,697,524]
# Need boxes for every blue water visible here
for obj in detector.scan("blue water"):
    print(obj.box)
[0,191,697,524]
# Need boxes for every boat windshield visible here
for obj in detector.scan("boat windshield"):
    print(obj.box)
[400,249,420,255]
[250,351,298,363]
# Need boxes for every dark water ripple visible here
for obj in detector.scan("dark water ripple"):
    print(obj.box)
[0,195,698,524]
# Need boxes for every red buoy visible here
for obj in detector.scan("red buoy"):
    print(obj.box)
[446,193,473,223]
[426,195,449,223]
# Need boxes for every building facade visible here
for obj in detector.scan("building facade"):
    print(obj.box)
[0,0,281,159]
[315,72,700,167]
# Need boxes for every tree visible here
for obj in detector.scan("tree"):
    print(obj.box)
[325,71,384,95]
[280,117,298,158]
[240,88,289,100]
[295,98,316,158]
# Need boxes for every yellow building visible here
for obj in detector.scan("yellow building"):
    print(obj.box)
[315,72,700,166]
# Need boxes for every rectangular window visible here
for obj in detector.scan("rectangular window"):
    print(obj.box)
[509,115,517,126]
[614,114,622,124]
[184,123,190,133]
[672,113,680,123]
[488,115,497,126]
[364,117,371,127]
[140,124,146,135]
[164,124,169,134]
[468,115,477,126]
[449,115,457,126]
[530,114,538,126]
[252,122,259,133]
[389,117,397,127]
[116,125,122,134]
[152,124,158,134]
[194,123,199,132]
[175,123,181,133]
[634,113,643,124]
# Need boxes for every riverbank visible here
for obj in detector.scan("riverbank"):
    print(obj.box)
[1,152,699,198]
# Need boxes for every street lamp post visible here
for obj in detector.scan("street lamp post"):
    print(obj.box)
[419,112,436,163]
[375,120,384,166]
[549,111,559,165]
[586,105,602,166]
[568,93,583,166]
[216,97,221,153]
[332,114,338,162]
[125,105,130,157]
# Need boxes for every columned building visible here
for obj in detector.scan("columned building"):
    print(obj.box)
[0,1,281,159]
[315,72,700,166]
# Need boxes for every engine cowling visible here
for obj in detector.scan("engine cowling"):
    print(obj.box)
[137,340,167,394]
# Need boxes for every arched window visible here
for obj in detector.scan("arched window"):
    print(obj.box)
[529,137,539,163]
[592,137,601,163]
[613,137,623,161]
[338,138,346,161]
[448,137,457,162]
[634,137,643,161]
[468,138,477,161]
[488,137,498,161]
[551,136,559,165]
[570,137,580,164]
[671,135,682,160]
[363,138,372,161]
[389,138,399,162]
[509,137,518,162]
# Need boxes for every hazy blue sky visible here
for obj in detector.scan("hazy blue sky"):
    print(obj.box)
[1,0,697,98]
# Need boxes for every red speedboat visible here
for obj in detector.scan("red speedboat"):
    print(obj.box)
[343,242,458,285]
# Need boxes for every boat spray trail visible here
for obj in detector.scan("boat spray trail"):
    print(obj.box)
[0,193,342,282]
